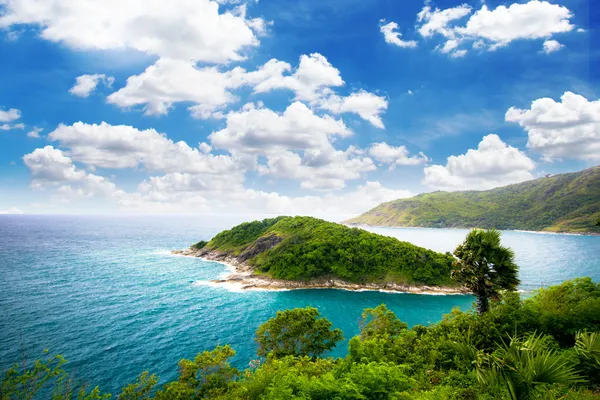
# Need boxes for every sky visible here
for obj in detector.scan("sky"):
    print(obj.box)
[0,0,598,217]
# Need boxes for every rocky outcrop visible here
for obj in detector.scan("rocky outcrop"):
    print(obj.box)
[239,233,282,261]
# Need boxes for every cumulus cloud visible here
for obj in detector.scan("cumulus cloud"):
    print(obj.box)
[0,108,21,122]
[107,58,248,116]
[416,0,575,56]
[0,107,25,130]
[69,74,114,97]
[21,143,406,215]
[260,147,376,191]
[319,91,388,129]
[455,1,573,48]
[105,54,388,127]
[423,134,536,190]
[210,101,351,154]
[417,3,472,38]
[27,127,43,138]
[48,122,242,176]
[368,142,429,169]
[506,92,600,161]
[0,0,262,64]
[542,39,564,54]
[22,146,123,200]
[252,53,344,102]
[380,21,418,48]
[251,54,388,128]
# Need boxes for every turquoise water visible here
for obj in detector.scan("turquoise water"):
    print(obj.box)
[1,215,599,393]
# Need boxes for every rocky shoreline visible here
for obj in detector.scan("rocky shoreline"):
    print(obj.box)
[171,248,469,295]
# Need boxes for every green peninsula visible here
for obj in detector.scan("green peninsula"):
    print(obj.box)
[175,216,462,291]
[346,166,600,234]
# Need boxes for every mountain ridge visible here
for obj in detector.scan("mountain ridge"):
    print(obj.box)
[346,166,600,234]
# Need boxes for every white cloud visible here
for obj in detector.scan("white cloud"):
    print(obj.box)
[506,92,600,161]
[106,55,387,126]
[251,54,388,127]
[380,21,418,48]
[423,134,535,190]
[123,178,408,216]
[48,122,242,175]
[369,142,429,169]
[542,39,564,54]
[0,108,21,122]
[417,4,472,38]
[27,127,43,138]
[23,145,88,185]
[0,107,24,130]
[210,101,351,154]
[260,147,375,191]
[319,90,388,129]
[22,143,407,215]
[0,123,25,130]
[0,0,262,64]
[107,58,247,116]
[417,1,574,56]
[23,146,124,199]
[0,207,24,214]
[69,74,114,97]
[252,53,344,102]
[455,1,573,48]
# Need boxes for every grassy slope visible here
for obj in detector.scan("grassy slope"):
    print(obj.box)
[346,166,600,234]
[199,216,457,286]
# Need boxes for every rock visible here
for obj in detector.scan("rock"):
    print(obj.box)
[238,233,283,261]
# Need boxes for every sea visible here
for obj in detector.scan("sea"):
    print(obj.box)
[1,215,599,394]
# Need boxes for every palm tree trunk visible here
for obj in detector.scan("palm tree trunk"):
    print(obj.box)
[476,294,489,314]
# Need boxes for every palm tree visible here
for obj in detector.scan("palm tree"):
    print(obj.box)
[455,333,585,400]
[452,229,520,314]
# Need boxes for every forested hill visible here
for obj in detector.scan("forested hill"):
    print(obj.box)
[192,216,457,286]
[346,166,600,234]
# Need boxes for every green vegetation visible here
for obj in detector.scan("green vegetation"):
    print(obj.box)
[191,241,208,250]
[346,166,600,234]
[200,216,457,286]
[255,307,343,358]
[452,229,520,314]
[3,278,600,399]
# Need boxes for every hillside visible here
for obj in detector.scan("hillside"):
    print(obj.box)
[184,216,458,287]
[346,166,600,234]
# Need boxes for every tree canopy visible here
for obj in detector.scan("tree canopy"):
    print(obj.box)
[254,307,343,358]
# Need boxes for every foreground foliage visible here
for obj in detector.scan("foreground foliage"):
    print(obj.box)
[346,165,600,234]
[201,216,457,286]
[3,278,599,400]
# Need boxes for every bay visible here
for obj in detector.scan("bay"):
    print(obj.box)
[1,215,598,394]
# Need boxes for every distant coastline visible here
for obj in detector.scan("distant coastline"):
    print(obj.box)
[171,248,469,295]
[346,223,600,237]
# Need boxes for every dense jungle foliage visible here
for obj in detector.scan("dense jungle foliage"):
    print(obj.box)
[346,166,600,234]
[2,278,600,399]
[197,216,457,286]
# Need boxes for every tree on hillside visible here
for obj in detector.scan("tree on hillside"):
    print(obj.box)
[359,304,407,340]
[595,218,600,227]
[452,229,520,314]
[255,307,343,358]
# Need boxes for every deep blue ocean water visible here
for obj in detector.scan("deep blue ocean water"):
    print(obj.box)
[1,215,599,394]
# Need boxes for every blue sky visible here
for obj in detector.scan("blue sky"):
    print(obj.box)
[0,0,598,216]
